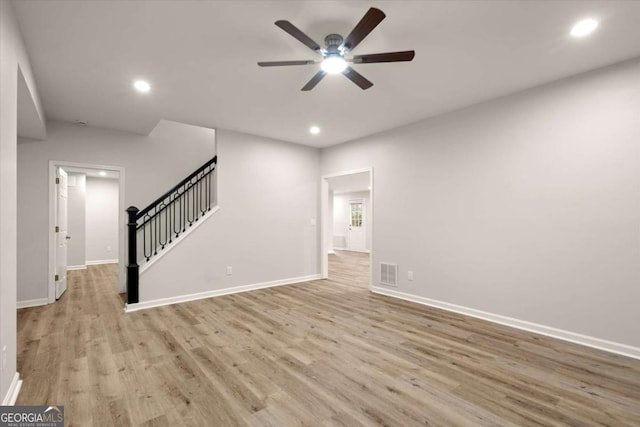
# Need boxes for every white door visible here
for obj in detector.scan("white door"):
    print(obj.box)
[55,167,69,299]
[348,200,366,251]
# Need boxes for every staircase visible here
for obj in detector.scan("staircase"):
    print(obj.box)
[126,155,217,304]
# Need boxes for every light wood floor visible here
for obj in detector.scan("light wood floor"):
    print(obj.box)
[17,251,640,426]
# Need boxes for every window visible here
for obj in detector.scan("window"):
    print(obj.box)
[350,202,363,228]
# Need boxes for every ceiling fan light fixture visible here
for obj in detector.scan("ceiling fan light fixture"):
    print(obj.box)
[321,55,347,74]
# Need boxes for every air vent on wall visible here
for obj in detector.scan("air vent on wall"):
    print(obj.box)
[380,263,398,287]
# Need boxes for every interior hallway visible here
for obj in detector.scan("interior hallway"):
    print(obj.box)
[15,253,640,426]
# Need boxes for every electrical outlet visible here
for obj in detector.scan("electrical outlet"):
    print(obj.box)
[106,245,112,252]
[408,271,414,281]
[226,266,233,276]
[310,218,317,226]
[1,345,7,372]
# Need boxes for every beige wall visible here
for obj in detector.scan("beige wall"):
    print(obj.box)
[321,58,640,349]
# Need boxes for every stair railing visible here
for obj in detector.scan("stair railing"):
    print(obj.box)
[126,155,217,304]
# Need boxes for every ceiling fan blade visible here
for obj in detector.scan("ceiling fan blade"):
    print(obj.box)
[258,60,315,67]
[342,67,373,90]
[342,8,386,52]
[301,70,327,91]
[352,50,415,64]
[275,20,322,53]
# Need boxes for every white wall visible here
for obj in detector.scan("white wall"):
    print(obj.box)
[17,119,216,301]
[139,128,320,302]
[0,0,45,403]
[66,173,86,267]
[85,177,119,263]
[321,58,640,350]
[333,190,371,251]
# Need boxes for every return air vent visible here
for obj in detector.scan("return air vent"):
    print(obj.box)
[380,263,398,287]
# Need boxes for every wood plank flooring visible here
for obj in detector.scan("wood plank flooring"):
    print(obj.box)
[17,251,640,426]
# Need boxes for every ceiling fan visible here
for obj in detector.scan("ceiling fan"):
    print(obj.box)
[258,7,415,91]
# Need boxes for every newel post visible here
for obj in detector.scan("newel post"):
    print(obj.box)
[126,206,140,304]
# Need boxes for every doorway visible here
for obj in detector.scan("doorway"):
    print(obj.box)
[48,161,125,303]
[320,168,373,288]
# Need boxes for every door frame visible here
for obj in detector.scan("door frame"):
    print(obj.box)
[320,167,373,289]
[48,160,126,303]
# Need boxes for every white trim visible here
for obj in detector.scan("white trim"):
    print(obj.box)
[49,160,126,302]
[67,264,87,271]
[125,273,322,313]
[2,373,22,405]
[17,298,49,309]
[86,259,118,266]
[139,206,221,275]
[371,287,640,360]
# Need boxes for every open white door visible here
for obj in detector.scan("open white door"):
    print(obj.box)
[55,167,69,299]
[348,200,366,251]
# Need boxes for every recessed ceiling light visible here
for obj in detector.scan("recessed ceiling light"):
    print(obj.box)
[571,18,599,38]
[310,126,320,135]
[99,171,107,177]
[133,80,151,93]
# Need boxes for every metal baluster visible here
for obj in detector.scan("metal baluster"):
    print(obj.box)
[153,208,158,256]
[199,172,206,217]
[182,184,187,232]
[208,168,212,211]
[189,181,198,225]
[187,181,195,226]
[143,214,151,261]
[168,195,173,244]
[158,202,167,250]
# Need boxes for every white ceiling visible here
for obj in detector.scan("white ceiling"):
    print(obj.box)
[13,0,640,148]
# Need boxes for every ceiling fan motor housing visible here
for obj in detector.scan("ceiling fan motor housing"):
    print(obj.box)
[324,33,344,55]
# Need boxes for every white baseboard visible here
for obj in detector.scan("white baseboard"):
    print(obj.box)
[17,298,49,309]
[2,373,22,405]
[371,287,640,360]
[67,265,87,271]
[86,259,118,266]
[140,206,220,276]
[126,273,323,313]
